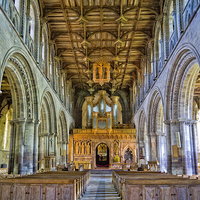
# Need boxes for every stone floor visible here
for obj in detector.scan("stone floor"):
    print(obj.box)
[81,170,121,200]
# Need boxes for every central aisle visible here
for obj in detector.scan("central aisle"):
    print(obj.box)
[81,170,121,200]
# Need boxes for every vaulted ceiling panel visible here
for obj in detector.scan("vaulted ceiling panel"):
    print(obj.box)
[42,0,160,90]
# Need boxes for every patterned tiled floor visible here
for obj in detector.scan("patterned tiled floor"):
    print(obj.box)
[81,172,121,200]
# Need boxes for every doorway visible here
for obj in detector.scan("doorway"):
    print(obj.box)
[96,143,109,167]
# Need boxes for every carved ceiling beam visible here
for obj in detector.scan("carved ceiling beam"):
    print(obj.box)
[120,0,143,89]
[59,0,83,85]
[44,5,159,18]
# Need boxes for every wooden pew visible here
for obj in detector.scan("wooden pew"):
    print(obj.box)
[112,171,200,200]
[0,171,90,200]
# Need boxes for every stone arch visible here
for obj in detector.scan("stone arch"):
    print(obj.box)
[165,44,200,120]
[147,88,167,172]
[148,88,164,134]
[40,90,57,134]
[59,110,68,141]
[0,50,39,174]
[165,44,200,175]
[138,110,149,165]
[56,109,68,165]
[38,90,57,170]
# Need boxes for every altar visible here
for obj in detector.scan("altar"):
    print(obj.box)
[68,90,137,169]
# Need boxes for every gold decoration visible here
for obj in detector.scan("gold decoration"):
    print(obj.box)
[93,57,110,86]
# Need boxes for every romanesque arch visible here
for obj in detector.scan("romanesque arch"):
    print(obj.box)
[138,110,149,165]
[38,90,57,170]
[165,44,200,174]
[0,50,39,174]
[57,110,68,165]
[148,88,167,172]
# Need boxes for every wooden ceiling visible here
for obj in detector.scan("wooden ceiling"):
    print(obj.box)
[41,0,160,91]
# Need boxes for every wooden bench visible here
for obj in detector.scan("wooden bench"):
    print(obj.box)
[112,171,200,200]
[0,171,90,200]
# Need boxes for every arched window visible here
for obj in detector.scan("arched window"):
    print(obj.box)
[29,4,35,40]
[13,0,20,12]
[158,30,162,60]
[150,47,154,73]
[62,75,65,98]
[55,64,59,91]
[169,1,174,38]
[42,33,45,61]
[50,54,53,80]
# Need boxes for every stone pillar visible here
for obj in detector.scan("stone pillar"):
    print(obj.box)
[49,133,55,155]
[38,134,44,169]
[62,141,67,165]
[8,120,15,174]
[180,120,193,175]
[191,120,198,174]
[45,133,49,156]
[145,133,151,163]
[150,134,157,161]
[156,132,167,172]
[170,119,182,175]
[164,120,172,174]
[24,119,35,174]
[14,118,26,174]
[33,120,40,173]
[54,133,58,166]
[66,142,69,163]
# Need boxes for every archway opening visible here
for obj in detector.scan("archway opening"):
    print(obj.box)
[0,72,12,170]
[96,143,109,167]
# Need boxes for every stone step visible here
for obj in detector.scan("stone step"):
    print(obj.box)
[81,173,121,200]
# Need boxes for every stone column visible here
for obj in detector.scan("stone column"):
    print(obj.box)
[54,133,58,166]
[49,133,55,155]
[38,134,44,169]
[66,142,69,163]
[62,141,67,166]
[170,119,182,175]
[44,133,49,156]
[145,133,151,163]
[33,120,40,173]
[150,134,157,161]
[14,118,26,174]
[164,120,171,174]
[180,119,193,175]
[156,132,167,172]
[24,119,35,174]
[8,120,15,174]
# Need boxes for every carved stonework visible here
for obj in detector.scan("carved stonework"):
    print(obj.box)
[8,57,33,118]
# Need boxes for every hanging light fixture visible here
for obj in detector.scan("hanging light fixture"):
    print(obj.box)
[93,57,110,86]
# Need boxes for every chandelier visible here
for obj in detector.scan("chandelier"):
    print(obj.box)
[93,57,110,86]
